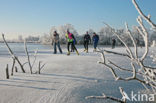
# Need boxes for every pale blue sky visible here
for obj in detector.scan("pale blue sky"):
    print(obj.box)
[0,0,156,39]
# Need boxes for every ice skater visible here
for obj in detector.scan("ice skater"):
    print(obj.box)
[52,31,63,54]
[112,38,116,49]
[65,30,79,55]
[83,31,91,53]
[92,32,99,52]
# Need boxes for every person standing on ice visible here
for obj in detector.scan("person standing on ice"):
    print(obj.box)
[92,32,99,51]
[52,31,63,54]
[112,38,116,49]
[83,31,91,53]
[65,30,79,55]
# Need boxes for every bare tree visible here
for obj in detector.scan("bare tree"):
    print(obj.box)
[2,34,45,75]
[24,40,45,74]
[2,34,25,73]
[86,0,156,102]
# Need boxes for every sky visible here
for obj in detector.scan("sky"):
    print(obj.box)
[0,0,156,40]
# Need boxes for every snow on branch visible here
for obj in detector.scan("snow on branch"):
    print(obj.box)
[136,16,149,61]
[31,49,38,68]
[125,23,138,59]
[97,49,149,84]
[86,87,126,103]
[103,22,135,59]
[24,40,33,74]
[132,0,156,31]
[2,33,46,77]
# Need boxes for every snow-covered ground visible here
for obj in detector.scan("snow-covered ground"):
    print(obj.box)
[0,44,155,103]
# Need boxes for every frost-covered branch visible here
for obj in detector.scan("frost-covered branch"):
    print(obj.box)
[6,64,9,79]
[125,23,138,59]
[24,40,33,74]
[2,34,25,73]
[11,58,15,76]
[2,34,45,76]
[137,17,149,61]
[31,49,38,68]
[108,60,143,75]
[34,61,46,74]
[97,49,148,85]
[132,0,156,30]
[86,87,126,103]
[103,22,134,59]
[88,1,156,100]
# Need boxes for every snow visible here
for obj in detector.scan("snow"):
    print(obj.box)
[0,46,153,103]
[151,40,156,47]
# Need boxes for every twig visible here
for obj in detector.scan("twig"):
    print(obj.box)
[132,0,156,30]
[86,88,125,103]
[31,49,38,68]
[103,50,130,58]
[38,61,46,74]
[103,22,134,59]
[38,61,41,74]
[6,64,9,79]
[15,66,18,72]
[125,23,138,59]
[24,40,32,74]
[11,58,15,76]
[136,17,149,61]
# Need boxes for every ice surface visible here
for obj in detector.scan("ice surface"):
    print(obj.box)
[0,45,154,103]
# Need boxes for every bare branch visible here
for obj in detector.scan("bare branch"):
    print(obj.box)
[38,61,46,74]
[40,63,46,70]
[125,23,138,59]
[86,88,125,103]
[137,17,149,61]
[31,49,38,68]
[22,62,28,67]
[108,60,143,75]
[86,94,124,103]
[11,58,16,76]
[132,0,156,30]
[103,22,134,59]
[119,87,127,102]
[104,50,130,58]
[2,34,25,73]
[15,66,18,72]
[131,63,136,78]
[6,64,9,79]
[24,40,32,74]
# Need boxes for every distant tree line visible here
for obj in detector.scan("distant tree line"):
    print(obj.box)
[40,24,156,46]
[4,24,155,46]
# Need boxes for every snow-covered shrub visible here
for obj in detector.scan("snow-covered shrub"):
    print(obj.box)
[86,0,156,102]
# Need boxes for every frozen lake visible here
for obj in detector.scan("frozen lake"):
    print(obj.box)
[0,43,156,103]
[0,43,53,56]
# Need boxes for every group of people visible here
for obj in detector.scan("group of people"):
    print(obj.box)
[51,30,116,55]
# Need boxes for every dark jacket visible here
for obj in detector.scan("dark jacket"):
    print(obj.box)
[84,34,91,43]
[112,39,116,45]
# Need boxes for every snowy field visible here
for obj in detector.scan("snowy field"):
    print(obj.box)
[0,43,155,103]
